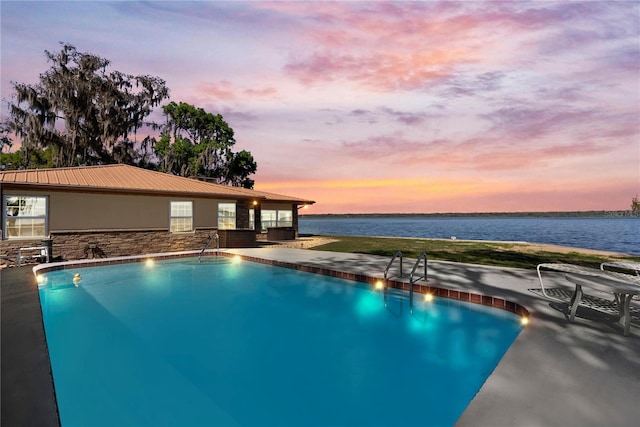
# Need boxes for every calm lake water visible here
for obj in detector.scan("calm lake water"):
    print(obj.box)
[299,216,640,255]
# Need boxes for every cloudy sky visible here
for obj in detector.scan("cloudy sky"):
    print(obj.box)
[2,1,639,214]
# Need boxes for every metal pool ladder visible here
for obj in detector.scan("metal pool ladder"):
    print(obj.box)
[409,252,428,313]
[199,232,219,262]
[383,251,403,306]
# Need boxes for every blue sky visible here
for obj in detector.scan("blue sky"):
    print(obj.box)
[2,1,639,213]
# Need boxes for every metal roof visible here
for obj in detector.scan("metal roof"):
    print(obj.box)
[0,164,314,204]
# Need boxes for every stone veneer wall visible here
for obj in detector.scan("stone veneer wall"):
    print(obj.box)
[1,229,217,262]
[1,238,50,263]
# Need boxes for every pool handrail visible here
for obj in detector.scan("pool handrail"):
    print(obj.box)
[199,232,219,262]
[383,251,403,306]
[409,252,428,313]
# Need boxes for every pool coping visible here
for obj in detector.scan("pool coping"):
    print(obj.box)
[33,250,529,320]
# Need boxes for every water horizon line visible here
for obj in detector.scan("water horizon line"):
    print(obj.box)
[300,210,638,218]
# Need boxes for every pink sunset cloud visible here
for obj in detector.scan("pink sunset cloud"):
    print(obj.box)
[1,1,638,214]
[335,132,616,174]
[198,81,239,101]
[197,82,279,101]
[284,49,467,91]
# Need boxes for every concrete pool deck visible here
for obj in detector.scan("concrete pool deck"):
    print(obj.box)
[2,247,639,426]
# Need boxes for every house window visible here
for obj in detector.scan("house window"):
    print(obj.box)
[3,195,48,239]
[261,209,292,231]
[170,201,193,232]
[249,209,255,230]
[261,210,276,231]
[218,203,236,229]
[278,210,293,227]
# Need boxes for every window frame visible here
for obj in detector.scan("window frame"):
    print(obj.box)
[248,208,255,230]
[3,195,49,240]
[169,200,193,233]
[260,208,293,232]
[217,202,236,230]
[277,210,293,227]
[260,209,277,232]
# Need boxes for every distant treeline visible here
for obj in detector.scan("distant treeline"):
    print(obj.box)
[301,211,638,219]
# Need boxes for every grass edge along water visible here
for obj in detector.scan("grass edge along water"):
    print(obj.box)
[299,215,640,256]
[306,235,640,270]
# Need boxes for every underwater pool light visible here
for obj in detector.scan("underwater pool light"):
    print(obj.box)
[145,259,155,268]
[424,293,434,302]
[374,280,384,290]
[233,255,242,264]
[521,317,529,326]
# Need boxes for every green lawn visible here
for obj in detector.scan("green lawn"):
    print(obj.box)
[309,235,640,269]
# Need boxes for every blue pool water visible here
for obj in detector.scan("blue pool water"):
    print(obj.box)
[39,258,523,427]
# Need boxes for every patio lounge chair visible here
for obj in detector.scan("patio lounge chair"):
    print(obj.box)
[537,263,640,336]
[600,261,640,276]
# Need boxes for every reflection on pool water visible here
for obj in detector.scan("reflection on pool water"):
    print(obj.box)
[38,257,523,427]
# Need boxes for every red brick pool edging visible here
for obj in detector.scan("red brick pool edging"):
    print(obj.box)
[33,250,530,320]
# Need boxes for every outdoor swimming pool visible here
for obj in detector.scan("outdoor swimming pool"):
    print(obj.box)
[37,256,523,427]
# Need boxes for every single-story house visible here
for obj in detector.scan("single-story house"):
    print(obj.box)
[0,164,314,262]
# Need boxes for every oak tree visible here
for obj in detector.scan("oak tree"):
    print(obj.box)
[5,43,169,167]
[155,101,257,188]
